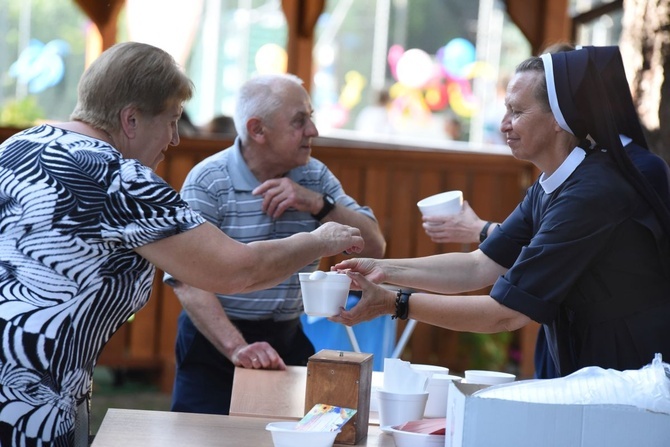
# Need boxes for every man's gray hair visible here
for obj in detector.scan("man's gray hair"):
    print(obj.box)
[234,73,305,141]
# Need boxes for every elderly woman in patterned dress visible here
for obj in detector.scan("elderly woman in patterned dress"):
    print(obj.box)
[0,42,364,447]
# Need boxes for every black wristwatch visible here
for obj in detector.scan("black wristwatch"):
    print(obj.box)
[479,221,493,243]
[311,193,336,221]
[392,290,412,320]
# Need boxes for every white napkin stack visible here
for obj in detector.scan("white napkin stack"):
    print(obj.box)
[382,358,428,393]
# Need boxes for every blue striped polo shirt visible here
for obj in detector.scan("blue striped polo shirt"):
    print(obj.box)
[167,138,376,321]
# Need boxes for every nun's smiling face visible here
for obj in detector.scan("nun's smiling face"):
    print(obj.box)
[501,71,559,169]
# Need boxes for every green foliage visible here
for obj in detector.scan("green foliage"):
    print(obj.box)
[459,331,513,371]
[0,96,44,127]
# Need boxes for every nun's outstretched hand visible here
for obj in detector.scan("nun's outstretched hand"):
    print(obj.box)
[332,258,387,286]
[329,272,396,326]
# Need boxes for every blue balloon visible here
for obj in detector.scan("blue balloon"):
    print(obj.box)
[440,38,476,79]
[8,38,70,93]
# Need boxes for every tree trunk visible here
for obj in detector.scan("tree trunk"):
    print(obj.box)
[620,0,670,163]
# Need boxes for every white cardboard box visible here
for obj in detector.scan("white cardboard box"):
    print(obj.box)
[445,381,670,447]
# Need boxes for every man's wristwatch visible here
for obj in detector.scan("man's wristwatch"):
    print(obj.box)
[311,193,336,221]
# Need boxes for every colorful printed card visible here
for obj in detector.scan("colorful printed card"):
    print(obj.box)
[295,403,357,432]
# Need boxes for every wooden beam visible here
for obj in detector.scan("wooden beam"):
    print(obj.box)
[504,0,571,54]
[72,0,125,55]
[281,0,325,91]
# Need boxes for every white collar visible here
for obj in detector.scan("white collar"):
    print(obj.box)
[539,147,586,194]
[620,134,632,147]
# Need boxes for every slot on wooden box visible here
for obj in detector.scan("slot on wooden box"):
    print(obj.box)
[305,349,373,445]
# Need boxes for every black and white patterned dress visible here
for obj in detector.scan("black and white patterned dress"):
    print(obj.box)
[0,125,204,445]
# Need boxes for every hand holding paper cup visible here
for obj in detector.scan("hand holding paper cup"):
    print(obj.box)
[417,190,463,217]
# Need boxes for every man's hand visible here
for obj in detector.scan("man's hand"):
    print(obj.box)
[231,342,287,370]
[253,178,322,218]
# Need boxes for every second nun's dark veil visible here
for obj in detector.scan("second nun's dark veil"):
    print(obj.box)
[541,49,670,242]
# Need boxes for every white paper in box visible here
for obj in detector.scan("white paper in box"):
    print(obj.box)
[445,381,670,447]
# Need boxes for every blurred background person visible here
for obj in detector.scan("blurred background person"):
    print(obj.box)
[354,88,395,134]
[201,114,237,137]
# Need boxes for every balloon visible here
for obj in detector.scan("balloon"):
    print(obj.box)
[9,39,70,93]
[254,43,287,74]
[387,44,404,80]
[424,82,448,110]
[324,103,349,128]
[440,38,476,79]
[339,70,366,110]
[447,81,478,118]
[395,48,434,89]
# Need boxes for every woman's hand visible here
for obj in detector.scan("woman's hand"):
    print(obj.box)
[312,221,364,256]
[329,272,395,326]
[332,258,386,285]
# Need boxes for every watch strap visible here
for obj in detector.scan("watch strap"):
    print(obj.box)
[311,193,336,221]
[479,221,493,243]
[392,290,412,320]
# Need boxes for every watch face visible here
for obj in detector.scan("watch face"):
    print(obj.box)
[312,193,336,220]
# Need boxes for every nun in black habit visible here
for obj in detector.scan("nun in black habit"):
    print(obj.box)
[534,45,670,378]
[500,48,670,377]
[330,48,670,379]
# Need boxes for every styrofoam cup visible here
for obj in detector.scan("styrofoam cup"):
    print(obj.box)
[464,370,516,385]
[417,190,463,217]
[410,364,449,377]
[299,272,351,317]
[423,373,462,418]
[376,390,429,428]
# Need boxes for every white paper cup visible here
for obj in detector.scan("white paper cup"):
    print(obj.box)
[299,272,351,317]
[423,373,462,418]
[410,364,449,377]
[417,190,463,217]
[376,390,429,428]
[464,370,516,385]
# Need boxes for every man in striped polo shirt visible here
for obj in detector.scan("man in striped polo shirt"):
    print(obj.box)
[166,74,386,415]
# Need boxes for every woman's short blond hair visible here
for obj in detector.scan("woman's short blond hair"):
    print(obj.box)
[71,42,194,132]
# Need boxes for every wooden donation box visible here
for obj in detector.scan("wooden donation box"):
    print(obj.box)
[305,349,373,445]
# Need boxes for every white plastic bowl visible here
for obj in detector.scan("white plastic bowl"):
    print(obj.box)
[265,421,340,447]
[299,271,351,317]
[417,190,463,217]
[464,369,516,385]
[387,425,446,447]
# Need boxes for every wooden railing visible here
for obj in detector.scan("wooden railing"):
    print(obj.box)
[0,127,540,392]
